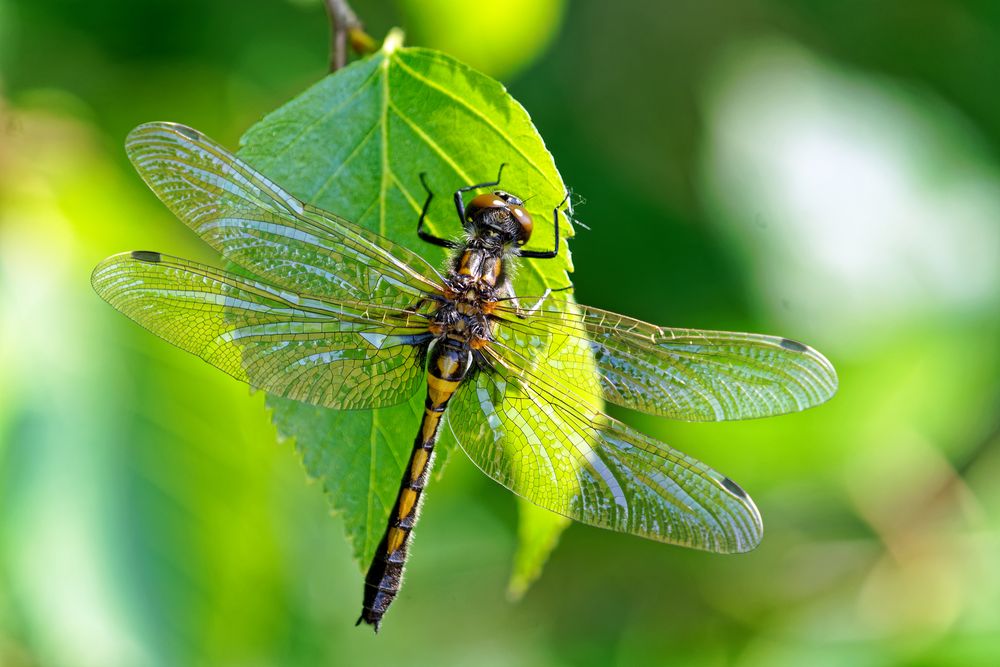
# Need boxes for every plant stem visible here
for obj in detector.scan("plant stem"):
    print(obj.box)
[323,0,376,72]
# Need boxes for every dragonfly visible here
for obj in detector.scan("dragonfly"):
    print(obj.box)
[92,122,837,632]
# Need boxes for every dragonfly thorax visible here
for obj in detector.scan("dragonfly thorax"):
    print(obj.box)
[434,240,512,349]
[448,246,508,293]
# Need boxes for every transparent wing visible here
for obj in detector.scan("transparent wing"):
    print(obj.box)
[492,301,837,421]
[125,122,444,305]
[447,345,762,553]
[92,251,432,410]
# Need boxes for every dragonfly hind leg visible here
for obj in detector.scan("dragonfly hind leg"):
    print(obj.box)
[515,289,551,318]
[501,284,570,319]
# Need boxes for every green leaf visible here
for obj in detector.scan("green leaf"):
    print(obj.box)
[238,34,578,583]
[508,499,571,601]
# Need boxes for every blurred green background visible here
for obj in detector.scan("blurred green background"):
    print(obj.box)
[2,0,999,665]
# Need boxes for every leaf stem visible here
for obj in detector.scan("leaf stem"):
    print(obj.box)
[323,0,376,72]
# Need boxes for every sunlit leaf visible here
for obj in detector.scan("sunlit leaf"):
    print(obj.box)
[237,34,582,577]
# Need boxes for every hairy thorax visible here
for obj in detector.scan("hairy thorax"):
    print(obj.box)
[430,247,509,350]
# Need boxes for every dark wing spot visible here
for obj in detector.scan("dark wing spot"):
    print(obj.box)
[174,125,201,142]
[131,250,162,263]
[720,476,749,500]
[779,338,808,352]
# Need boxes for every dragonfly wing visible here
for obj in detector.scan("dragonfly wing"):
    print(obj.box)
[447,347,762,553]
[92,251,431,410]
[492,302,837,421]
[125,122,444,305]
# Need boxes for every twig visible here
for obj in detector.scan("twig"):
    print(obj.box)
[323,0,376,72]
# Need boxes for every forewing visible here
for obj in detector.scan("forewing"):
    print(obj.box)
[92,251,430,410]
[492,302,837,421]
[447,344,762,553]
[125,122,444,305]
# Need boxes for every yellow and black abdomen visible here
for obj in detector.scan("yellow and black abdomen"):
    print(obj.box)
[357,338,471,631]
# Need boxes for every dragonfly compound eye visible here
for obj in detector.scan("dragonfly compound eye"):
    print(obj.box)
[465,193,507,222]
[509,205,533,245]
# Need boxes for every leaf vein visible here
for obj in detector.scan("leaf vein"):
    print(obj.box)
[391,55,560,193]
[310,120,380,202]
[267,64,381,162]
[388,101,473,183]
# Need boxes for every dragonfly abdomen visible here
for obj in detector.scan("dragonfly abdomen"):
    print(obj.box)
[357,339,471,632]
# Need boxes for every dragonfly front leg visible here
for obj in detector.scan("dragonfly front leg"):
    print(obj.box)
[518,191,570,260]
[416,174,459,249]
[452,164,506,227]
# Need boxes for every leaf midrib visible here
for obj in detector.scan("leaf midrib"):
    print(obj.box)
[378,52,565,296]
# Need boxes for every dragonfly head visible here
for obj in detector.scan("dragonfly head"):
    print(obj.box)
[464,190,534,247]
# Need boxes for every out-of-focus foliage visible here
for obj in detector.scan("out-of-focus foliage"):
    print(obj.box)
[2,0,999,665]
[508,499,571,601]
[395,0,567,79]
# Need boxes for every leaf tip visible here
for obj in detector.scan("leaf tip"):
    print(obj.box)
[382,28,405,55]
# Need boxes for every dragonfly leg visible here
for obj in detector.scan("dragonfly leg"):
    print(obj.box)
[416,173,459,249]
[517,289,551,318]
[499,282,572,319]
[519,191,569,260]
[401,293,445,320]
[470,348,494,373]
[452,164,506,226]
